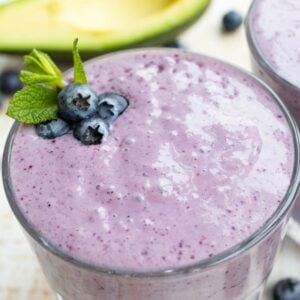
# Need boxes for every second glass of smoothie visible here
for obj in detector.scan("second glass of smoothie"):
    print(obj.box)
[3,49,300,300]
[246,0,300,242]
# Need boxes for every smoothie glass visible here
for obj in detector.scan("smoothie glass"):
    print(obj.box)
[245,0,300,243]
[3,50,300,300]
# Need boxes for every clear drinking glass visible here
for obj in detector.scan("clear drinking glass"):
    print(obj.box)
[245,0,300,244]
[3,63,300,299]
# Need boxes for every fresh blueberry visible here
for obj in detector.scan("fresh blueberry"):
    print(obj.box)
[97,93,129,123]
[73,117,109,145]
[223,10,243,32]
[273,278,300,300]
[0,94,4,108]
[0,70,23,95]
[164,40,185,49]
[36,118,71,139]
[58,83,98,123]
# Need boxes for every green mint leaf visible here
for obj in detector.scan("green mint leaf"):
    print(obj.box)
[7,85,58,124]
[20,70,57,86]
[73,38,87,84]
[23,49,64,89]
[31,49,60,77]
[24,54,46,74]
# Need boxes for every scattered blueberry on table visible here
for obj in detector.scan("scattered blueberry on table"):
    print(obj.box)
[273,278,300,300]
[0,69,23,95]
[164,40,185,49]
[223,10,243,32]
[0,94,4,108]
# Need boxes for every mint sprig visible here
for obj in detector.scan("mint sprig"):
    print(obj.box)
[19,71,58,86]
[21,49,64,89]
[7,85,58,124]
[73,38,87,84]
[7,39,87,125]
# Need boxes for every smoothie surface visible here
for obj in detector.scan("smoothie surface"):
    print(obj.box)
[250,0,300,87]
[10,49,294,270]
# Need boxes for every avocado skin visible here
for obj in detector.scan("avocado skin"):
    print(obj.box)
[0,0,211,60]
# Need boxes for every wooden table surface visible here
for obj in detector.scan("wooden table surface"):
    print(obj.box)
[0,0,299,299]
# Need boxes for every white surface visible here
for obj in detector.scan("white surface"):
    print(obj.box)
[0,0,299,299]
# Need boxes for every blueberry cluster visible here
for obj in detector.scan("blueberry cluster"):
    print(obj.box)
[36,84,129,145]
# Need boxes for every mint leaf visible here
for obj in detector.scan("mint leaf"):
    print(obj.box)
[73,38,87,84]
[7,85,58,124]
[31,49,62,79]
[20,70,57,86]
[23,49,64,89]
[24,54,46,74]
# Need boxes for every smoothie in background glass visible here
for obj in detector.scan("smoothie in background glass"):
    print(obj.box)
[245,0,300,241]
[3,49,300,300]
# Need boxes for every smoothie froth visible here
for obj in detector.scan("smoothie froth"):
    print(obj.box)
[10,49,294,271]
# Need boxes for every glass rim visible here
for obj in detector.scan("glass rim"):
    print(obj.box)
[245,0,300,92]
[2,48,300,278]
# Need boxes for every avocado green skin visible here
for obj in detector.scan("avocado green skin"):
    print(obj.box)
[0,0,211,59]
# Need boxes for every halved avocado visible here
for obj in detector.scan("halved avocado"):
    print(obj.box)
[0,0,211,55]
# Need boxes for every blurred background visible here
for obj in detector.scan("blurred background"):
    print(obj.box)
[0,0,299,299]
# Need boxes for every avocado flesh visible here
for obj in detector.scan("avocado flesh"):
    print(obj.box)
[0,0,210,54]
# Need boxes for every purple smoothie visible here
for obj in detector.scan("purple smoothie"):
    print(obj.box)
[246,0,300,224]
[246,0,300,119]
[7,49,297,299]
[249,0,300,88]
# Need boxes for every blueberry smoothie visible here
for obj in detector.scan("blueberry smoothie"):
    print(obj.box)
[246,0,300,227]
[4,49,299,299]
[248,0,300,89]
